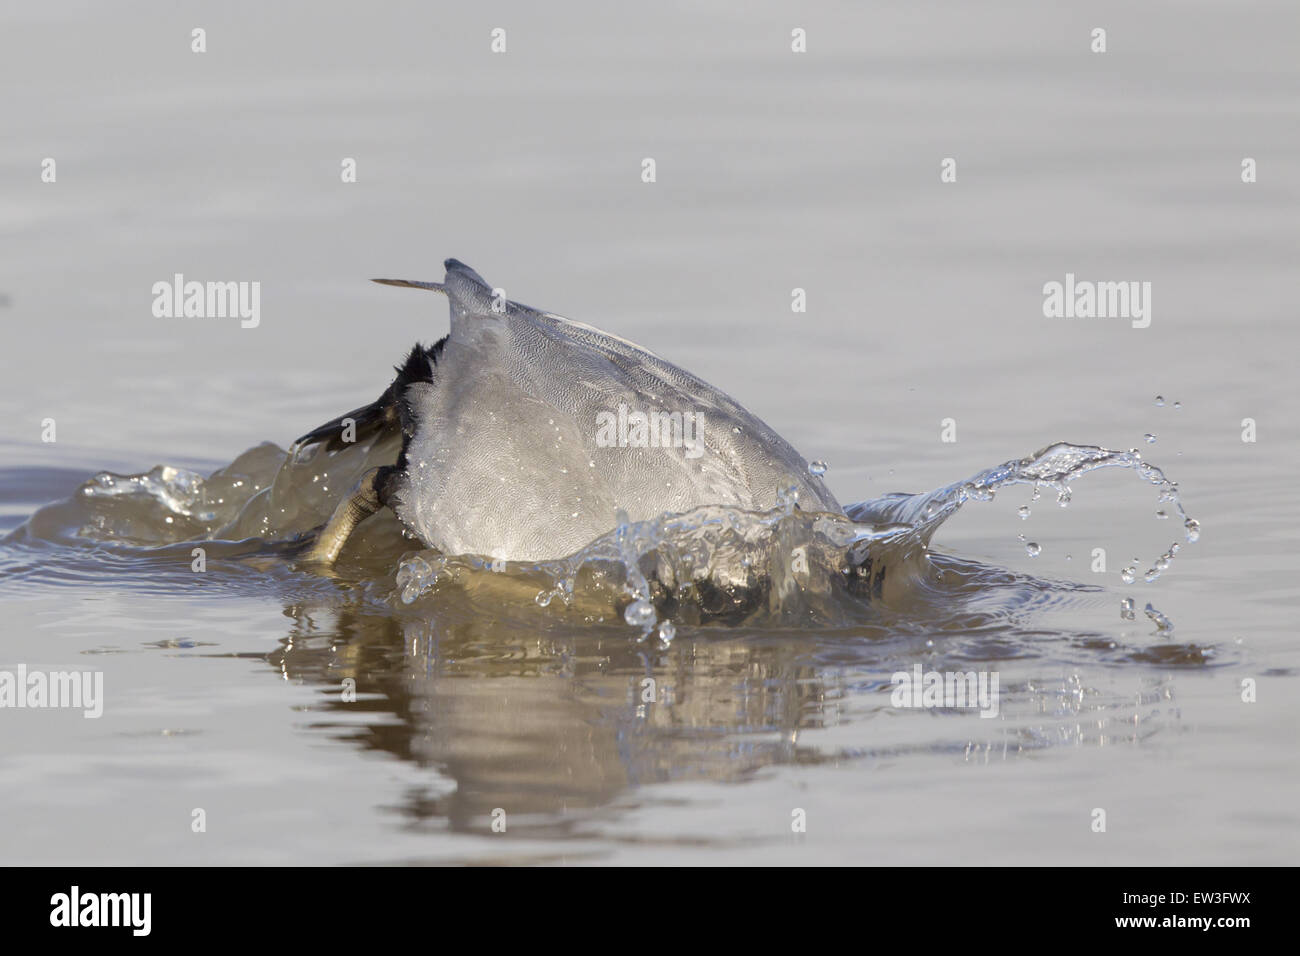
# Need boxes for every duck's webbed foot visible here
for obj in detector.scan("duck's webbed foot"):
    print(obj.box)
[301,465,398,565]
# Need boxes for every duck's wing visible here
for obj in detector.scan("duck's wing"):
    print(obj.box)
[293,339,446,453]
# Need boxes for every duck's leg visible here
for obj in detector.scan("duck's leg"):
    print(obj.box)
[302,465,397,565]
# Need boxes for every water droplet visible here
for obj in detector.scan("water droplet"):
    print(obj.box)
[535,591,553,607]
[1017,506,1031,519]
[1057,490,1071,507]
[1173,401,1182,410]
[1121,566,1136,584]
[1154,395,1165,406]
[1144,433,1156,444]
[808,460,828,477]
[623,599,656,628]
[1144,603,1173,631]
[657,621,676,642]
[1184,518,1200,542]
[1120,597,1135,620]
[1025,542,1041,557]
[775,485,800,512]
[1155,510,1168,519]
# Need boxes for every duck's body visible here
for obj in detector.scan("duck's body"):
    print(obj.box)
[299,259,841,564]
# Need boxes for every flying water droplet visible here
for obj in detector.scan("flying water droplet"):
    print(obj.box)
[808,460,828,477]
[1025,542,1042,557]
[623,599,656,629]
[1121,597,1135,620]
[1183,518,1200,542]
[1154,395,1165,406]
[1017,506,1031,519]
[1144,603,1173,631]
[657,621,676,642]
[396,555,435,604]
[1144,433,1156,444]
[1121,566,1136,584]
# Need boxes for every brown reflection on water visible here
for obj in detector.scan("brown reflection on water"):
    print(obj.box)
[268,598,843,832]
[254,563,1207,837]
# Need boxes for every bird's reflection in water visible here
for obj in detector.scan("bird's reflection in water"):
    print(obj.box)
[269,597,843,834]
[260,558,1205,839]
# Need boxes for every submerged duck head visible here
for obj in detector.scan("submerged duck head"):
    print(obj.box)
[298,259,841,566]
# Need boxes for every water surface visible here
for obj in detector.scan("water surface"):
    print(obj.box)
[1,0,1297,865]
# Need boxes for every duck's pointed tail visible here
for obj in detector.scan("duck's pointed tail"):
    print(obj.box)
[371,278,447,293]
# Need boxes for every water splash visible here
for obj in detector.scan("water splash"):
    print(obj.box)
[844,441,1198,553]
[10,437,1198,637]
[389,440,1198,632]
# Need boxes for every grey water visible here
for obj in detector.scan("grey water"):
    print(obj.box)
[1,0,1298,865]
